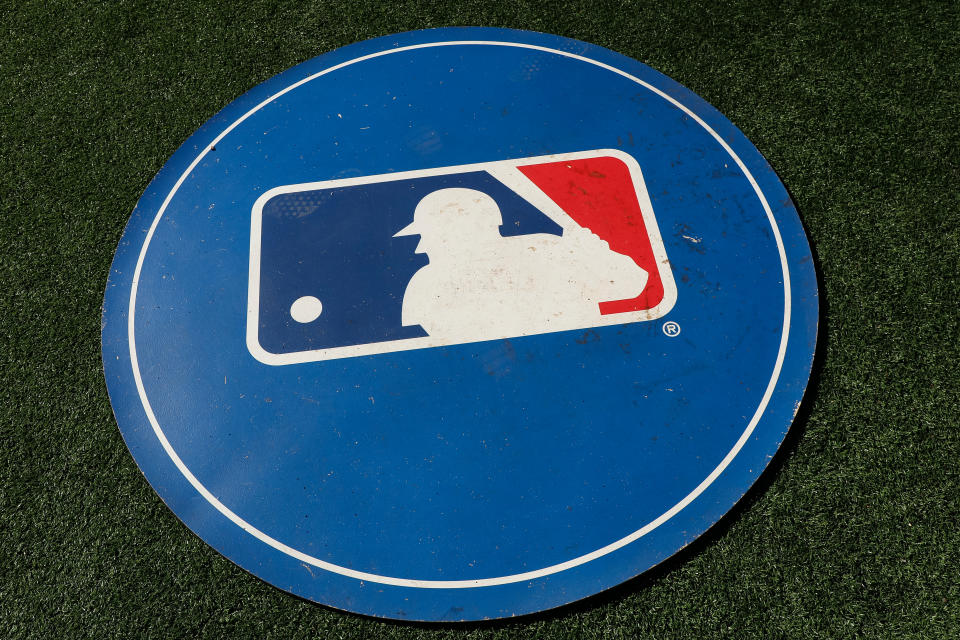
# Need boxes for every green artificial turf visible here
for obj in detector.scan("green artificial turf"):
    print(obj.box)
[2,0,958,637]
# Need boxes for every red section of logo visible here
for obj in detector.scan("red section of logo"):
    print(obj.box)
[518,156,665,314]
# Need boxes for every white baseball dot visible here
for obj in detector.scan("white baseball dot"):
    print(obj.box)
[290,296,323,323]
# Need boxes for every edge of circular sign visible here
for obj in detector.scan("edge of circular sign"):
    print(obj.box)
[102,27,820,620]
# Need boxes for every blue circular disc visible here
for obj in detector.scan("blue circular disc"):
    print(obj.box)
[102,27,818,621]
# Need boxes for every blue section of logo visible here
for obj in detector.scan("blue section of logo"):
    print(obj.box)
[102,28,818,621]
[258,171,561,353]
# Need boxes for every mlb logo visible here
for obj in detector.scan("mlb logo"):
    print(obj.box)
[246,149,677,364]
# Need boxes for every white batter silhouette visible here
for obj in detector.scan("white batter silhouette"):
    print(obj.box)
[394,188,648,342]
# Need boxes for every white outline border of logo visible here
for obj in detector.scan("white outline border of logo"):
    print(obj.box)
[126,41,791,589]
[246,148,678,365]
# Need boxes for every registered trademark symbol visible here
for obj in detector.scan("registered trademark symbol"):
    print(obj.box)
[662,321,681,337]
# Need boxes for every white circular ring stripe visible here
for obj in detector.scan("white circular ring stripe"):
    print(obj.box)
[127,40,792,588]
